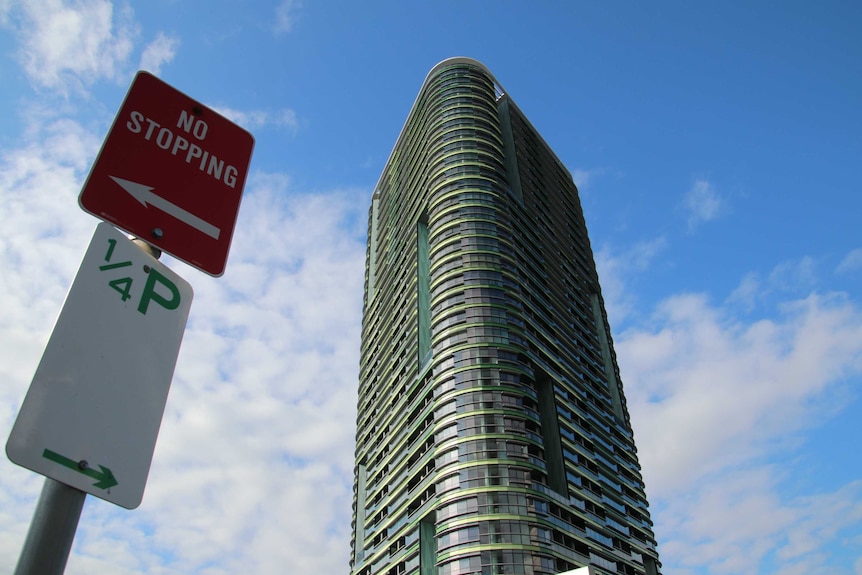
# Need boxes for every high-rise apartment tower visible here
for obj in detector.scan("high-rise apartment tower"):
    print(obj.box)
[350,58,661,575]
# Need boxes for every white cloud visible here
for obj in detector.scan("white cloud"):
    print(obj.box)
[595,236,667,327]
[0,112,104,569]
[213,105,299,133]
[619,288,862,572]
[623,290,862,495]
[726,271,761,311]
[274,0,300,34]
[138,32,178,75]
[656,468,862,574]
[571,167,605,193]
[2,0,138,93]
[837,248,862,274]
[0,114,99,300]
[126,180,366,573]
[727,258,821,313]
[768,256,818,292]
[685,178,724,230]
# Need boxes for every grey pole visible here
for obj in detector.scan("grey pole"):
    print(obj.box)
[14,478,86,575]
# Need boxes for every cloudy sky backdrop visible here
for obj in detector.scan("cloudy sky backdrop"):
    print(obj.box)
[1,1,861,574]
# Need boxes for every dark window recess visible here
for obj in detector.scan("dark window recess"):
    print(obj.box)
[535,365,567,495]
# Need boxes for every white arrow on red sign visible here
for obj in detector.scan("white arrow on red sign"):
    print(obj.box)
[109,176,221,240]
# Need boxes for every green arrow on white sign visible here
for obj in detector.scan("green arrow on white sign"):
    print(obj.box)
[42,449,118,490]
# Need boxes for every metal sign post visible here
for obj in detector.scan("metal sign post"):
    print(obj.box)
[13,479,86,575]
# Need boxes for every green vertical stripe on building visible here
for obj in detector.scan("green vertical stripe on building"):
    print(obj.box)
[417,215,431,366]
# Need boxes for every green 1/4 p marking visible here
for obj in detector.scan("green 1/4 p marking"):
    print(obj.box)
[42,449,118,489]
[138,267,181,315]
[100,237,135,302]
[98,237,182,313]
[104,238,117,261]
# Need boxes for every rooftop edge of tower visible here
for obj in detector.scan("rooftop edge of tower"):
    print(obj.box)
[425,57,499,92]
[371,57,502,201]
[371,57,574,201]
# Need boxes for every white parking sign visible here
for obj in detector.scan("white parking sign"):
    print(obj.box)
[6,223,193,509]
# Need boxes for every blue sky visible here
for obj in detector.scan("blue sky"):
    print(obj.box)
[1,1,861,574]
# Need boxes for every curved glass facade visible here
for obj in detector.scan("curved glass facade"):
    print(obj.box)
[351,59,661,575]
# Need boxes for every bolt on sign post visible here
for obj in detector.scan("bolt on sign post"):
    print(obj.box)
[7,223,193,510]
[79,71,255,276]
